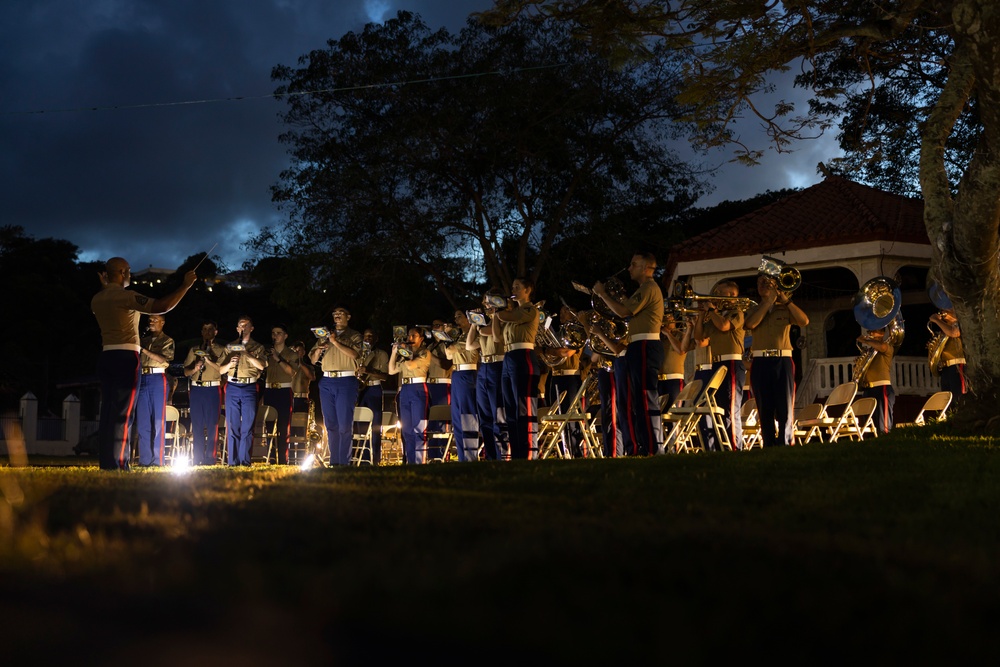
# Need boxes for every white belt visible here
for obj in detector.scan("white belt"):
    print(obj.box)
[482,354,505,363]
[751,349,792,358]
[944,358,965,367]
[697,364,713,371]
[455,364,478,371]
[228,378,257,385]
[713,354,742,362]
[366,380,382,386]
[293,392,309,398]
[104,344,140,352]
[323,370,355,378]
[658,373,683,381]
[402,377,427,385]
[428,378,451,384]
[192,381,221,387]
[508,342,534,351]
[551,370,580,376]
[141,367,166,374]
[266,382,292,388]
[630,333,659,341]
[866,380,892,387]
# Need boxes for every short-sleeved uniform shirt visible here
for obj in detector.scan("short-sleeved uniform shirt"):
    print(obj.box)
[91,283,155,348]
[225,338,268,382]
[502,304,539,346]
[140,332,175,370]
[623,280,663,336]
[310,328,364,372]
[183,341,226,383]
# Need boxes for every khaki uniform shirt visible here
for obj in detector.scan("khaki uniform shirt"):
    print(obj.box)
[941,335,965,363]
[748,306,794,351]
[310,327,364,373]
[428,342,452,380]
[623,280,663,336]
[265,346,300,385]
[863,347,893,385]
[660,338,686,377]
[396,347,431,379]
[91,284,156,349]
[225,338,268,382]
[358,346,390,375]
[446,337,480,366]
[140,332,174,370]
[471,325,503,359]
[183,341,226,383]
[502,303,539,346]
[703,310,745,358]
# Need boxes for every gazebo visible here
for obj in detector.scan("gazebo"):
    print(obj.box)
[665,175,939,408]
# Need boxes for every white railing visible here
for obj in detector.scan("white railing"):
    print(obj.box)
[797,356,939,407]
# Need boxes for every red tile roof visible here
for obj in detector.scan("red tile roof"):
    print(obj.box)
[667,176,927,273]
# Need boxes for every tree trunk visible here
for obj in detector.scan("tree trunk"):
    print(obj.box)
[922,0,1000,430]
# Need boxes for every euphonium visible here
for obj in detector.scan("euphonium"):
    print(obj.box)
[534,304,567,367]
[926,319,948,377]
[571,270,631,345]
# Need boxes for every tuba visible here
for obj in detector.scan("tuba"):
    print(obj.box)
[758,255,801,293]
[852,277,904,384]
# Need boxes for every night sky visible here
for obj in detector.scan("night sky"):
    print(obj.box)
[1,0,839,273]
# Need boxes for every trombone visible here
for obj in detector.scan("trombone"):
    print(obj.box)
[672,281,758,312]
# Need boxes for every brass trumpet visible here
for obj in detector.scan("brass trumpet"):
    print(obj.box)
[672,282,758,312]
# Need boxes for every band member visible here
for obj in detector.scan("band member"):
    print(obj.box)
[493,277,541,460]
[183,320,226,465]
[262,324,299,465]
[426,319,454,458]
[540,304,585,457]
[467,293,508,460]
[587,327,629,457]
[134,314,174,466]
[659,311,690,412]
[356,328,390,464]
[389,327,431,464]
[290,340,315,414]
[309,306,363,466]
[218,316,268,466]
[91,257,197,471]
[589,348,621,458]
[593,252,664,456]
[745,273,809,447]
[693,280,746,450]
[857,327,895,434]
[929,309,967,397]
[443,311,480,461]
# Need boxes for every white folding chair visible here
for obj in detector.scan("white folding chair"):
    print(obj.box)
[351,406,375,465]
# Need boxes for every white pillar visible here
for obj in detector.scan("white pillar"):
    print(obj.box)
[19,392,37,446]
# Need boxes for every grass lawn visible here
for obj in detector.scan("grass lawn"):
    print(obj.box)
[2,427,1000,665]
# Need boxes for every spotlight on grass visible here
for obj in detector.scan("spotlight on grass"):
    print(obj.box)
[171,456,192,476]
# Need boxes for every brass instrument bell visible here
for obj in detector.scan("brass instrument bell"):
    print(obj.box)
[758,255,802,293]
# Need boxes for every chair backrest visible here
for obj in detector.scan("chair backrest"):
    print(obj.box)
[255,405,278,428]
[705,365,728,394]
[825,382,858,409]
[165,405,180,423]
[291,412,308,428]
[795,403,825,423]
[670,380,703,409]
[382,411,396,428]
[427,404,451,421]
[741,398,757,420]
[851,397,878,419]
[353,406,374,424]
[916,390,952,424]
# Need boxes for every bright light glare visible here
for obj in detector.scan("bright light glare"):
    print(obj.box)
[300,454,315,471]
[171,457,192,476]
